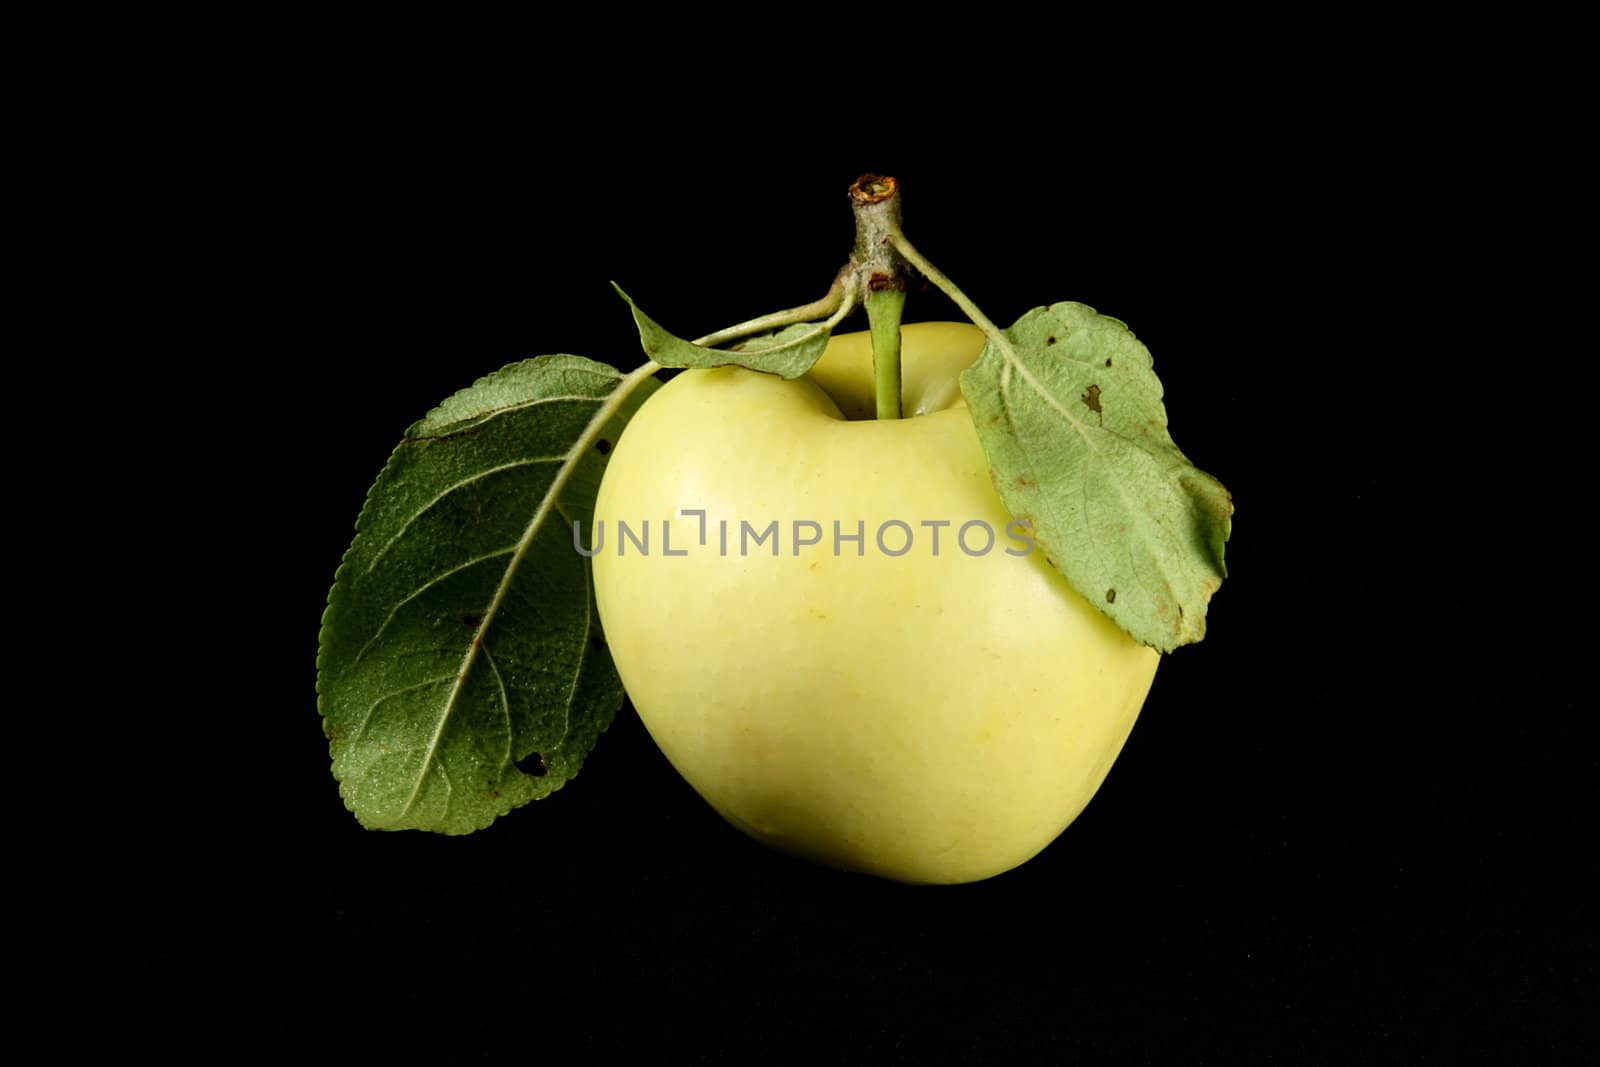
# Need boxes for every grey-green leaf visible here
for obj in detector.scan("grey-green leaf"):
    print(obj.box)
[613,283,830,379]
[317,355,659,833]
[960,303,1232,651]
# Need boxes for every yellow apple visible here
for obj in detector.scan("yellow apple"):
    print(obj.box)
[591,322,1159,884]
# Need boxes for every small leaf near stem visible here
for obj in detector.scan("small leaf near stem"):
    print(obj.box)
[614,279,853,379]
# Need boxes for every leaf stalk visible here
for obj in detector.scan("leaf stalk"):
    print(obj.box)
[694,279,847,348]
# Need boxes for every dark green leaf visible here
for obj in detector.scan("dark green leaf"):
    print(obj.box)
[613,283,831,379]
[317,355,659,833]
[960,303,1232,651]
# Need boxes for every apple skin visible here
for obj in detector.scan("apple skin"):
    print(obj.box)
[592,323,1159,884]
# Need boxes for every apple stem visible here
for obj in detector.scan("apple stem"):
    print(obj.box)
[849,175,911,420]
[866,287,905,419]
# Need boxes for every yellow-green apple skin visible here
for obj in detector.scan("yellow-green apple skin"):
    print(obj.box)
[592,323,1159,884]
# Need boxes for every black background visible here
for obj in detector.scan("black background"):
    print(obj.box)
[230,104,1591,1060]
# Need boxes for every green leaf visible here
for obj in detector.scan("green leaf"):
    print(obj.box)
[317,355,660,833]
[960,303,1232,651]
[613,283,831,379]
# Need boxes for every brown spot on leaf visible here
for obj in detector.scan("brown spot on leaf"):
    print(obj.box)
[596,438,612,455]
[517,752,548,777]
[1047,336,1057,345]
[1015,474,1035,488]
[1106,588,1116,603]
[1104,358,1113,367]
[1081,384,1103,414]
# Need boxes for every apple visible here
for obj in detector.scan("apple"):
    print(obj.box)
[591,322,1159,884]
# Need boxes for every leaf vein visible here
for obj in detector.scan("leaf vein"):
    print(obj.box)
[364,456,567,576]
[350,674,457,750]
[482,642,513,779]
[558,556,594,752]
[353,546,519,666]
[434,758,454,823]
